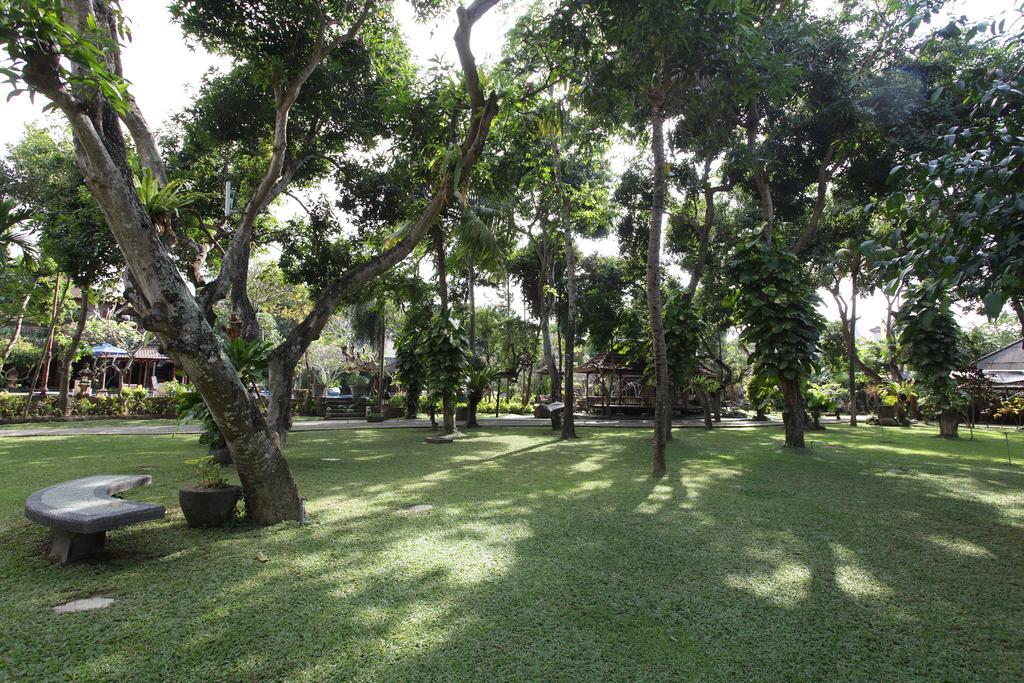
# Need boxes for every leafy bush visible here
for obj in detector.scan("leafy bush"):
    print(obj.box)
[0,389,176,419]
[896,287,965,422]
[420,314,469,423]
[185,455,229,488]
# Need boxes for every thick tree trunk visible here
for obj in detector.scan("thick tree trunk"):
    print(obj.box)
[466,398,480,428]
[25,65,302,524]
[59,287,90,416]
[779,377,806,448]
[443,397,456,433]
[938,409,959,439]
[647,106,670,477]
[0,279,37,377]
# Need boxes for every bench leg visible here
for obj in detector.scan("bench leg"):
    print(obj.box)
[50,530,106,564]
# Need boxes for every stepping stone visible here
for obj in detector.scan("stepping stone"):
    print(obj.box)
[399,504,433,514]
[53,595,114,614]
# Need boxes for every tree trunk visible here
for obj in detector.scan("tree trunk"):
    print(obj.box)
[555,127,578,440]
[59,287,90,416]
[712,391,722,423]
[0,279,38,378]
[746,102,775,241]
[23,273,63,418]
[37,273,62,395]
[443,397,456,434]
[378,307,386,410]
[698,387,713,429]
[231,240,261,342]
[220,0,502,442]
[647,106,670,477]
[1011,297,1024,346]
[779,377,806,448]
[26,65,302,524]
[938,409,959,439]
[434,226,448,313]
[433,226,455,435]
[524,364,534,407]
[665,380,673,441]
[466,397,480,428]
[848,267,858,426]
[467,263,476,354]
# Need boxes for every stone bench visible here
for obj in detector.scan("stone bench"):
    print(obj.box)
[25,475,166,564]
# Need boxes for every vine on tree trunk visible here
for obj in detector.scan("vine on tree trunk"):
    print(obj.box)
[727,235,824,448]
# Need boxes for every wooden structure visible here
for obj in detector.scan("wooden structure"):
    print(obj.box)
[89,342,180,394]
[574,351,704,416]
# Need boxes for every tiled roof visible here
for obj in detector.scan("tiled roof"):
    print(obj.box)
[977,339,1024,371]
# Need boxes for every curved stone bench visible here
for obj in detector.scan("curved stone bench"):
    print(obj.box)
[25,475,166,564]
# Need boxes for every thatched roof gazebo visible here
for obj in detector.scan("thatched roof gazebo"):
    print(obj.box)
[575,351,650,417]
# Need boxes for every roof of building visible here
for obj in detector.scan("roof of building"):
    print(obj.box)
[575,351,643,375]
[134,345,170,360]
[975,338,1024,389]
[976,338,1024,370]
[93,343,170,361]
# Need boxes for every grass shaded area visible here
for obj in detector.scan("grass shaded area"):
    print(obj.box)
[1,425,1022,681]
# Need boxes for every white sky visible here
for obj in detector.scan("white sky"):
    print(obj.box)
[0,0,1016,335]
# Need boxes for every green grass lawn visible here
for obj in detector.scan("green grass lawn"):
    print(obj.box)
[1,425,1022,681]
[0,418,179,431]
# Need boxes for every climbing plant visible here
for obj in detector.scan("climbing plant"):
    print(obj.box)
[727,235,824,447]
[420,313,469,434]
[895,284,965,438]
[393,309,429,419]
[663,289,702,387]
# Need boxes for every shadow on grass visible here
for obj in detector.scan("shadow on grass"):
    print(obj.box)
[0,426,1022,680]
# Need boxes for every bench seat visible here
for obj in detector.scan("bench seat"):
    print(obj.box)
[25,475,166,563]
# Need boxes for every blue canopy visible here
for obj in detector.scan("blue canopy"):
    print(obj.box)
[92,343,129,357]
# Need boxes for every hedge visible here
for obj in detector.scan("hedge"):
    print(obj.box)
[0,388,176,420]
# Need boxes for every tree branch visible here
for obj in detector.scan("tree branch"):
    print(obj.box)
[269,0,501,373]
[792,141,837,254]
[745,102,774,241]
[198,2,375,319]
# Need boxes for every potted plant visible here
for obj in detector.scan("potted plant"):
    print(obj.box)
[805,382,841,430]
[179,456,241,528]
[365,403,385,422]
[383,394,405,419]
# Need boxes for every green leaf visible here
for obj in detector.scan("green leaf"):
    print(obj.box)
[983,291,1006,319]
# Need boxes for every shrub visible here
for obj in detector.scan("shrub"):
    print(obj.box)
[0,390,176,420]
